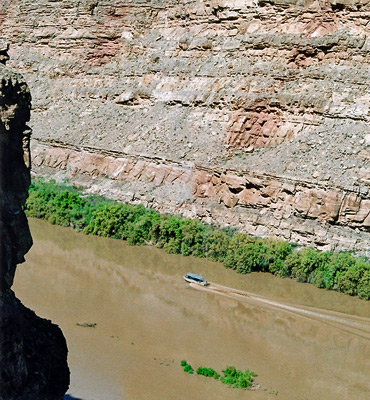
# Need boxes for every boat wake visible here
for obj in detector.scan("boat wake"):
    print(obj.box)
[190,282,370,341]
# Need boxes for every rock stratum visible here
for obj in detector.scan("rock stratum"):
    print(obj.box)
[0,43,69,399]
[2,0,370,251]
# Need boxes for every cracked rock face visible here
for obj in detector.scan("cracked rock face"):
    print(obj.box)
[0,47,69,400]
[2,0,370,251]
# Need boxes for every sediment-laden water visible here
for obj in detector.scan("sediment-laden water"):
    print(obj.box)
[13,219,370,400]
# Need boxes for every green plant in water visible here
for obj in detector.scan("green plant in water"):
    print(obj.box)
[184,364,194,374]
[220,365,257,388]
[180,360,194,374]
[181,361,257,388]
[196,366,220,379]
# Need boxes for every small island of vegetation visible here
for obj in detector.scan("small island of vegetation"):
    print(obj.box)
[181,360,258,389]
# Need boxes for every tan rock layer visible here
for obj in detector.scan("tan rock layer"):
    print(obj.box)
[31,139,370,253]
[3,0,370,192]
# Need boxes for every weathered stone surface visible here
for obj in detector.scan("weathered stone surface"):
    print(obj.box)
[2,0,370,252]
[31,139,370,253]
[0,49,69,400]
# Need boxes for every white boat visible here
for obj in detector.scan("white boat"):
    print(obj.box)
[183,273,210,286]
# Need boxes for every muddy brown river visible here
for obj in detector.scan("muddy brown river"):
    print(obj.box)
[13,219,370,400]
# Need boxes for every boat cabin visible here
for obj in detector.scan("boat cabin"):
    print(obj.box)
[183,273,210,286]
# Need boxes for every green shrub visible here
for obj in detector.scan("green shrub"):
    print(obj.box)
[335,263,362,296]
[182,362,256,388]
[285,248,331,283]
[125,211,158,245]
[180,219,207,257]
[266,240,293,276]
[224,235,269,273]
[314,252,354,290]
[26,179,370,301]
[25,180,92,228]
[220,365,257,388]
[184,364,194,374]
[196,366,220,379]
[152,216,183,253]
[204,228,230,262]
[180,360,194,374]
[358,270,370,300]
[163,238,181,254]
[83,204,126,238]
[49,191,89,227]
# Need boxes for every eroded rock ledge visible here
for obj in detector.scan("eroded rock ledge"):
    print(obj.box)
[0,52,69,400]
[32,139,370,253]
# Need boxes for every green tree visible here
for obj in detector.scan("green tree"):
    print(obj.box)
[224,235,268,273]
[312,252,354,290]
[204,228,230,262]
[265,239,293,276]
[180,219,207,257]
[358,270,370,300]
[286,248,331,283]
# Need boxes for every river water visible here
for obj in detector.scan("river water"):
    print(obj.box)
[13,219,370,400]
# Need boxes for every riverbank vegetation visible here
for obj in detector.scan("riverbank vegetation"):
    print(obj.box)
[25,179,370,300]
[180,361,257,389]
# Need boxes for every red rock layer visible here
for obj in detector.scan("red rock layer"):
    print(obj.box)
[32,139,370,252]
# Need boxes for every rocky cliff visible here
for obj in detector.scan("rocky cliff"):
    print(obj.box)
[0,42,69,400]
[2,0,370,251]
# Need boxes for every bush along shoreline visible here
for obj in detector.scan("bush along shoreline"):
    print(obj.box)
[25,179,370,301]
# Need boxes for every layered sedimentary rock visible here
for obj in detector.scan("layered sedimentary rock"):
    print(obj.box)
[32,139,370,251]
[2,0,370,250]
[0,45,69,400]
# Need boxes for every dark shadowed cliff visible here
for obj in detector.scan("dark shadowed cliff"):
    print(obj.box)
[0,40,69,400]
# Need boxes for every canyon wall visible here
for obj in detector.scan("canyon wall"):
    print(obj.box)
[2,0,370,251]
[0,43,69,399]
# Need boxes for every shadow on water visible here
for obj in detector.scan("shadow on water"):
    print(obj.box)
[65,395,86,400]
